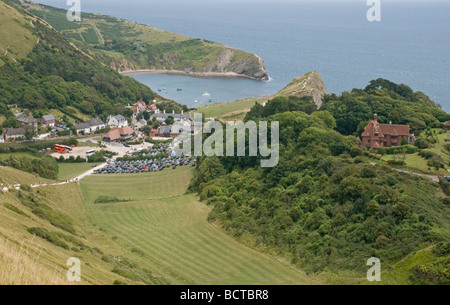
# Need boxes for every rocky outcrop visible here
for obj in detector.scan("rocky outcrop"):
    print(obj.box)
[203,48,269,81]
[277,71,327,108]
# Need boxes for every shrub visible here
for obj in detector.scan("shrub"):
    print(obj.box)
[27,227,69,250]
[95,196,120,204]
[414,138,431,149]
[387,159,406,166]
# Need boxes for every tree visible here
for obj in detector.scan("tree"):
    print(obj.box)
[165,116,175,125]
[68,137,78,146]
[24,125,36,140]
[142,125,152,136]
[143,111,150,120]
[2,117,19,128]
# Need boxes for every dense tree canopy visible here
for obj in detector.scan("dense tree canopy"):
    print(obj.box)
[0,20,156,120]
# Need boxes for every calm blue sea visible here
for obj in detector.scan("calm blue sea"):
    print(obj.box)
[35,0,450,110]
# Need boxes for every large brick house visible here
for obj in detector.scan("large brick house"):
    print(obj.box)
[361,114,415,149]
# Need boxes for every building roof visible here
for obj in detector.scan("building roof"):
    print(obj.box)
[138,119,147,125]
[150,113,193,120]
[4,128,25,136]
[120,126,134,136]
[75,122,90,130]
[379,124,409,136]
[363,114,410,138]
[104,129,121,141]
[42,114,55,121]
[159,125,172,134]
[114,115,126,122]
[16,114,37,124]
[87,118,105,126]
[104,126,134,141]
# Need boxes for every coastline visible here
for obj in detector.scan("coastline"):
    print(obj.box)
[119,69,269,81]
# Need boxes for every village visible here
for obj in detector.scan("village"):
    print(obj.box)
[0,100,196,145]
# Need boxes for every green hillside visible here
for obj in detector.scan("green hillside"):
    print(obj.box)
[0,164,319,284]
[81,167,318,285]
[21,1,268,81]
[0,0,37,66]
[191,80,450,284]
[0,0,156,126]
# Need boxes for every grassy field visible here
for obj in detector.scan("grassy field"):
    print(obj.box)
[379,130,450,175]
[0,152,39,160]
[57,163,94,181]
[80,167,319,284]
[0,1,37,66]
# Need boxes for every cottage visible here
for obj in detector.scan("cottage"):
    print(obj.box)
[16,114,38,130]
[74,122,91,135]
[103,126,134,142]
[443,121,450,130]
[150,110,193,124]
[361,114,414,149]
[41,114,56,127]
[3,128,26,141]
[87,118,106,132]
[107,115,128,128]
[75,118,106,134]
[133,101,147,114]
[159,125,172,137]
[0,134,4,143]
[135,119,147,130]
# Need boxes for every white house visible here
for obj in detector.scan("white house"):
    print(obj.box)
[150,110,193,124]
[74,122,91,135]
[107,115,128,128]
[87,118,106,132]
[75,118,106,134]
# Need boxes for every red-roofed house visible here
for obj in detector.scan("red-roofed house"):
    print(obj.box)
[361,114,414,149]
[103,126,134,142]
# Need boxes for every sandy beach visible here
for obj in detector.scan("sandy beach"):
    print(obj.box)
[119,69,259,80]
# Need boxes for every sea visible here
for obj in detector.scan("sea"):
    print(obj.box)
[35,0,450,110]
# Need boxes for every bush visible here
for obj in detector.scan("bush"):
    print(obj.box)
[95,196,121,204]
[20,184,32,192]
[427,158,445,170]
[57,129,71,137]
[414,138,431,149]
[27,227,69,250]
[377,145,418,155]
[387,159,406,166]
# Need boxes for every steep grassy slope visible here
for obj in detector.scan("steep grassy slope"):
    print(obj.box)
[0,165,318,284]
[22,2,268,81]
[80,167,319,285]
[0,0,156,122]
[0,0,37,65]
[0,169,148,284]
